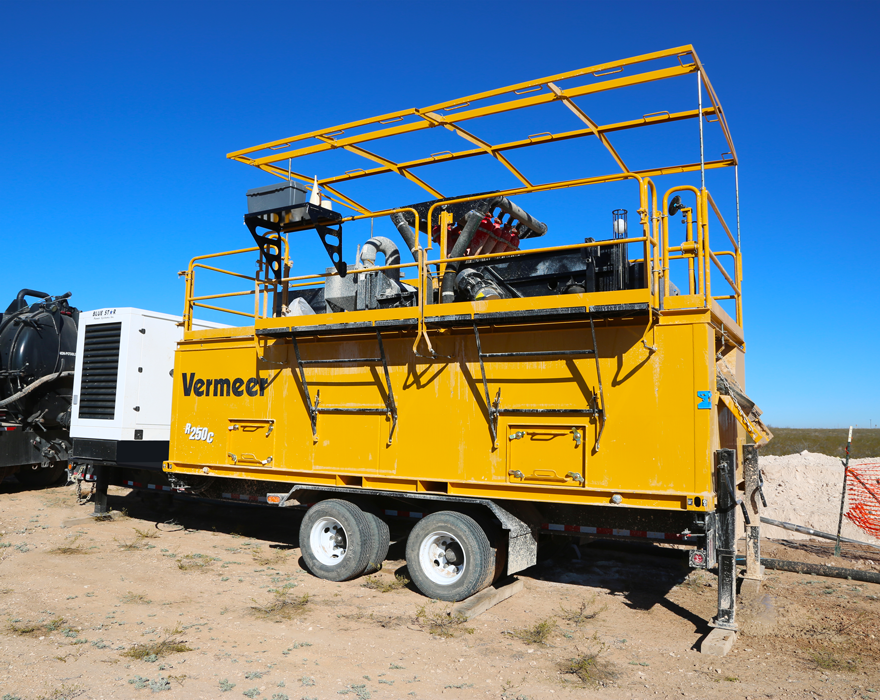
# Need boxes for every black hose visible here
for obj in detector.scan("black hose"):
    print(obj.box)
[389,213,419,262]
[440,209,487,303]
[760,516,880,552]
[15,289,51,305]
[760,558,880,584]
[488,195,548,239]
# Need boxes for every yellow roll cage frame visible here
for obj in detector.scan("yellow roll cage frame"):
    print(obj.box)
[181,45,742,353]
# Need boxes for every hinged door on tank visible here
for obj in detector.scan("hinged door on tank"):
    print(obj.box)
[226,418,275,467]
[506,424,586,487]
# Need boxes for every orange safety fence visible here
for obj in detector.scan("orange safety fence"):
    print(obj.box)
[844,463,880,539]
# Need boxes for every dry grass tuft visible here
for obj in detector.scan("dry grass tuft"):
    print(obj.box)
[415,605,474,638]
[49,535,88,555]
[133,527,159,540]
[340,608,408,628]
[122,628,192,660]
[361,574,409,593]
[8,616,66,636]
[176,553,218,571]
[508,617,556,645]
[120,592,151,604]
[36,682,84,699]
[808,646,861,672]
[558,638,615,685]
[250,586,310,620]
[558,595,607,626]
[251,548,287,566]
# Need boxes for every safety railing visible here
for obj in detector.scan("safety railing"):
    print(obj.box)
[182,182,741,344]
[659,186,742,328]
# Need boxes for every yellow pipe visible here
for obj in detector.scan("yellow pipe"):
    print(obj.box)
[435,236,649,266]
[190,289,257,302]
[192,302,254,318]
[661,186,702,305]
[706,191,738,251]
[709,251,740,295]
[702,189,711,306]
[642,178,660,308]
[192,263,258,283]
[684,208,695,295]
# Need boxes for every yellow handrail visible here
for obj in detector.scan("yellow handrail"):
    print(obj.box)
[182,186,742,334]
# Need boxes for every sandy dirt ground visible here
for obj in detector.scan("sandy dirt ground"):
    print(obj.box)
[1,477,879,700]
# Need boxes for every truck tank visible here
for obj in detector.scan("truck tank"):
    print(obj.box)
[0,289,79,486]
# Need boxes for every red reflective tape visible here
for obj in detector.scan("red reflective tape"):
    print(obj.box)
[596,527,613,536]
[630,530,647,538]
[564,524,580,532]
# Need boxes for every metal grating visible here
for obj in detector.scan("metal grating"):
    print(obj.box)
[78,322,121,420]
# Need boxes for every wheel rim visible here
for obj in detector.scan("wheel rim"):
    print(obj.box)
[418,530,466,586]
[310,516,348,566]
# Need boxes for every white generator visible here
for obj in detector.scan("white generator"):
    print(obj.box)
[70,308,223,471]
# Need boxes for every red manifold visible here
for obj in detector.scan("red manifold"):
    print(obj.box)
[432,215,521,256]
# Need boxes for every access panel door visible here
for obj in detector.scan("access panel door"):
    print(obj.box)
[506,424,585,487]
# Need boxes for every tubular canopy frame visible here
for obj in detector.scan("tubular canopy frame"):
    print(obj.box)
[227,45,736,215]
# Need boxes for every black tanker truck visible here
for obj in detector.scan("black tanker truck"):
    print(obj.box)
[0,289,78,487]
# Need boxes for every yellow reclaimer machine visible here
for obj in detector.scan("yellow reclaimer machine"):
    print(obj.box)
[164,46,771,628]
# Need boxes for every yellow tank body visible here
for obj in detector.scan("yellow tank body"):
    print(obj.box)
[166,291,744,514]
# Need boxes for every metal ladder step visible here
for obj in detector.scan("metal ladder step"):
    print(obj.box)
[298,357,382,365]
[292,329,398,444]
[473,318,607,449]
[480,349,594,359]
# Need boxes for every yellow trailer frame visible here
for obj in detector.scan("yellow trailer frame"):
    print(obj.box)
[163,46,769,624]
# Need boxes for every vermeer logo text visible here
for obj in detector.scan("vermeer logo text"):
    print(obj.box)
[181,373,268,398]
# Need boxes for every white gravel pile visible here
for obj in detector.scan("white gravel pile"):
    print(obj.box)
[759,450,880,546]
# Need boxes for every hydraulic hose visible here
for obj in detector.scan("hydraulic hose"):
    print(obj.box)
[0,371,73,408]
[760,558,880,584]
[15,289,51,305]
[388,213,419,262]
[760,516,880,552]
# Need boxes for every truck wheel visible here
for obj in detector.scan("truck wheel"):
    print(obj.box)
[405,511,494,602]
[363,512,390,576]
[299,499,376,582]
[15,462,66,488]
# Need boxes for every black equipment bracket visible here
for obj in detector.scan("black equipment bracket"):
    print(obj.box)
[244,203,346,279]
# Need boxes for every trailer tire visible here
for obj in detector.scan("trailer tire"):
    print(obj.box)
[363,511,390,575]
[299,499,376,582]
[15,462,66,489]
[406,511,494,602]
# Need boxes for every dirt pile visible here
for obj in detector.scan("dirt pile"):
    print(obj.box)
[760,450,880,546]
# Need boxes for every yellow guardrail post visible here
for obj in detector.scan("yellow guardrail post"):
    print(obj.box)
[702,188,711,307]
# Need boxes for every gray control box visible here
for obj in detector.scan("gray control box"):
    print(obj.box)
[246,182,308,213]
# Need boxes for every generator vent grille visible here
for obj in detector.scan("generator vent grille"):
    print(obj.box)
[78,322,121,420]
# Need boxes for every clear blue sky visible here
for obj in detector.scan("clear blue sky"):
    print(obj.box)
[2,0,877,429]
